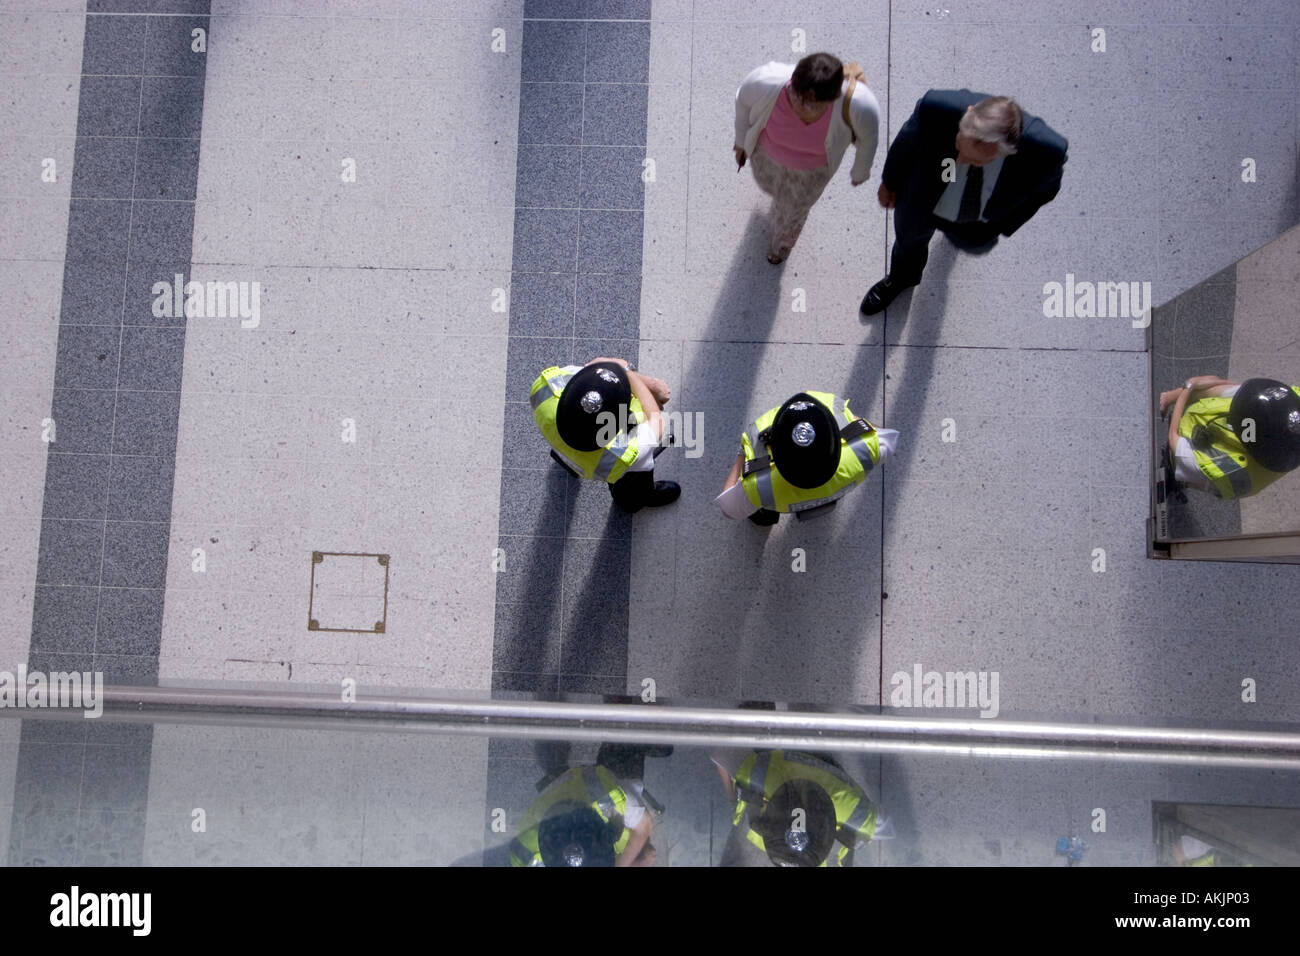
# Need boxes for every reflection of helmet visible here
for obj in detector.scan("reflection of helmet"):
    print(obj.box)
[751,780,837,867]
[537,803,619,867]
[1229,378,1300,473]
[556,363,632,452]
[770,394,841,489]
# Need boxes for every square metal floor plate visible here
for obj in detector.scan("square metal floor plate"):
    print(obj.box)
[307,551,390,634]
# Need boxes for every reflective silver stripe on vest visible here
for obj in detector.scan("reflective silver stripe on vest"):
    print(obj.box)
[754,468,776,510]
[845,435,875,474]
[786,481,855,513]
[746,751,770,797]
[843,797,874,837]
[745,424,760,450]
[1207,447,1252,498]
[531,371,573,410]
[594,443,628,482]
[582,767,617,818]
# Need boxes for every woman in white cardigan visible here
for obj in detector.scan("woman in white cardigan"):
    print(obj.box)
[734,53,880,263]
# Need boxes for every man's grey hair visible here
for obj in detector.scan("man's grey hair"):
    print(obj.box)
[958,96,1023,156]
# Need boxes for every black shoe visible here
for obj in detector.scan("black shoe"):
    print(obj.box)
[748,508,780,526]
[647,480,680,507]
[860,276,907,315]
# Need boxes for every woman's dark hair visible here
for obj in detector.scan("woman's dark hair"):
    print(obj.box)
[791,52,844,102]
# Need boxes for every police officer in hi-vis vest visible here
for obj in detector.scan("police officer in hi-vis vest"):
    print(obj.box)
[715,391,898,524]
[531,357,680,513]
[712,749,891,867]
[510,765,655,867]
[1161,376,1300,499]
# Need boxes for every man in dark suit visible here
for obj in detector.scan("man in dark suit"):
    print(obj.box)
[860,90,1068,315]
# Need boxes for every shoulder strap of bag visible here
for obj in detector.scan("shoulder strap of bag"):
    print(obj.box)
[842,62,865,142]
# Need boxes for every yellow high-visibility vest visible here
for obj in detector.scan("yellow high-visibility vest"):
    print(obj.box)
[741,391,880,513]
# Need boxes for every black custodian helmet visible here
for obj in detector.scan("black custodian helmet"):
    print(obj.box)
[1229,378,1300,473]
[770,393,841,489]
[556,362,632,452]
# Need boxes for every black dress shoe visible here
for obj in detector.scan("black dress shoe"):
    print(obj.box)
[860,276,907,315]
[647,480,680,507]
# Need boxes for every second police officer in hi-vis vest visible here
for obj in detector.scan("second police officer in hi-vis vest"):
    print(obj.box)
[1161,376,1300,499]
[713,749,892,867]
[715,391,898,524]
[531,357,681,513]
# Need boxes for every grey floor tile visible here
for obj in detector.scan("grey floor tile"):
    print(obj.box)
[111,389,180,456]
[143,14,209,77]
[518,82,583,145]
[492,599,563,682]
[123,260,188,328]
[512,207,578,272]
[81,13,146,76]
[71,137,138,200]
[128,201,196,265]
[41,451,110,520]
[79,744,151,811]
[514,144,581,208]
[140,74,206,139]
[582,83,648,146]
[506,335,574,402]
[528,0,651,19]
[92,651,158,685]
[510,271,576,337]
[522,19,586,82]
[585,21,650,83]
[75,807,146,866]
[76,75,141,138]
[65,198,131,266]
[134,137,200,200]
[578,209,644,273]
[501,401,554,471]
[575,272,640,338]
[579,145,646,210]
[498,467,572,537]
[30,584,99,654]
[60,258,127,327]
[100,519,169,588]
[53,325,120,390]
[95,585,166,657]
[107,453,174,521]
[117,326,185,390]
[495,533,565,607]
[48,388,116,454]
[36,519,104,587]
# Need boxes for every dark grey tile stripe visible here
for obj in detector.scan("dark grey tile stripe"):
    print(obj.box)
[491,0,652,698]
[9,2,211,867]
[484,0,651,864]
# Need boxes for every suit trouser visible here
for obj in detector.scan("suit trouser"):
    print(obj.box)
[609,469,656,512]
[889,200,1000,286]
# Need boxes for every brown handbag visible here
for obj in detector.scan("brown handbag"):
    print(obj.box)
[842,62,866,141]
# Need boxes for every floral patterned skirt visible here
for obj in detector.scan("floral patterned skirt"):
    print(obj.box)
[749,143,834,259]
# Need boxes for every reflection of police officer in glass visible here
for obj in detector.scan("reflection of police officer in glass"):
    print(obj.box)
[531,358,680,513]
[713,750,890,867]
[1161,376,1300,499]
[715,391,898,524]
[510,764,656,867]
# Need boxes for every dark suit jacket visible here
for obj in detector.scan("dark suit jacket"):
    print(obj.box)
[881,89,1068,237]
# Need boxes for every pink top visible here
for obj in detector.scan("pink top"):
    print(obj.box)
[758,82,832,169]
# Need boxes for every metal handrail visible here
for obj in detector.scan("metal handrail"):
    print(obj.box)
[6,684,1300,770]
